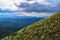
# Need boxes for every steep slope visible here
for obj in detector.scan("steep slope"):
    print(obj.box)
[0,15,44,39]
[2,12,60,40]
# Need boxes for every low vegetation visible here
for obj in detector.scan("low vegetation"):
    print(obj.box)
[2,12,60,40]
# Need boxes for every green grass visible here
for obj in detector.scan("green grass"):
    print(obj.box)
[2,12,60,40]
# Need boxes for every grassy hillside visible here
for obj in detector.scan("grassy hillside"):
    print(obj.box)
[2,12,60,40]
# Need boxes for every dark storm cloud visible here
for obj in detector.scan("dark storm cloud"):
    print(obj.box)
[17,2,60,13]
[0,0,60,13]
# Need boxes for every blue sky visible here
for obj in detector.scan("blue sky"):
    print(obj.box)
[0,0,60,17]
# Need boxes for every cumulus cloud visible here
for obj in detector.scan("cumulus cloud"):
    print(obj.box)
[17,2,57,13]
[0,0,60,17]
[0,0,60,12]
[16,0,60,13]
[0,0,18,10]
[15,12,53,17]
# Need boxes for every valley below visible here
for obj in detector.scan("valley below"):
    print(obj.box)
[0,15,44,39]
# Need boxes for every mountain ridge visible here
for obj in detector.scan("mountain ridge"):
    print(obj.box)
[2,12,60,40]
[0,16,44,39]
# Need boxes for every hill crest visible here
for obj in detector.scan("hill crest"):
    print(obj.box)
[2,12,60,40]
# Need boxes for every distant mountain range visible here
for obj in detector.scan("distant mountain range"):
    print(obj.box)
[0,16,45,28]
[0,15,45,39]
[2,12,60,40]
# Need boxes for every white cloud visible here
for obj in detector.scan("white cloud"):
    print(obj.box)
[36,0,50,5]
[15,12,52,17]
[0,0,18,10]
[0,0,35,10]
[14,0,26,5]
[15,0,50,5]
[15,0,56,8]
[0,0,57,10]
